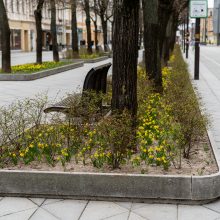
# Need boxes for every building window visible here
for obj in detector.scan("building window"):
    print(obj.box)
[11,0,14,13]
[11,29,21,50]
[0,29,21,50]
[17,0,20,13]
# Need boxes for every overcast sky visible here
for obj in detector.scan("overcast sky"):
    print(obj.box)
[209,0,214,7]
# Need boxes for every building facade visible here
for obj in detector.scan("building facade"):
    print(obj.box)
[1,0,105,51]
[200,8,215,44]
[213,0,220,44]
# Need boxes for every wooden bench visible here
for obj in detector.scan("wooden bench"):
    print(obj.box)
[44,63,112,115]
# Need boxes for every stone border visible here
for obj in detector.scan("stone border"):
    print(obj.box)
[0,62,84,81]
[0,130,219,204]
[61,56,109,64]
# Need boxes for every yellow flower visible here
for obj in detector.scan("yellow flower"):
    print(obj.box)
[20,152,24,157]
[12,153,16,157]
[148,147,154,152]
[149,155,154,159]
[29,144,34,148]
[38,143,44,148]
[155,146,160,152]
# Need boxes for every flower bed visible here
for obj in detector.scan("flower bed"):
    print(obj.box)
[0,61,72,74]
[0,61,84,81]
[0,46,217,176]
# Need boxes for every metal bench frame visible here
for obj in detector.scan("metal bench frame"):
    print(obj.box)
[44,63,112,114]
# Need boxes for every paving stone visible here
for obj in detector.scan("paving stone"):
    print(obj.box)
[29,198,45,206]
[104,211,129,220]
[114,202,132,210]
[129,212,148,220]
[132,204,177,220]
[178,205,220,220]
[0,208,37,220]
[29,207,58,220]
[42,199,87,220]
[131,203,147,211]
[0,197,38,217]
[203,200,220,214]
[80,201,128,220]
[43,199,64,205]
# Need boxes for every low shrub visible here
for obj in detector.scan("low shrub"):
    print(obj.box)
[64,48,105,60]
[0,45,208,172]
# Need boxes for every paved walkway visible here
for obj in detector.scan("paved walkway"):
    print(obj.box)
[1,49,220,219]
[0,58,112,106]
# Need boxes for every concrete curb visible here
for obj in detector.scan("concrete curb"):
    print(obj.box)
[0,130,219,204]
[61,56,109,64]
[0,62,84,81]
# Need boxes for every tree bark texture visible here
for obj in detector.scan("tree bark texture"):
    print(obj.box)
[84,0,93,54]
[158,0,174,60]
[0,0,11,73]
[139,2,143,47]
[100,16,108,51]
[50,0,59,62]
[34,0,44,64]
[112,0,139,117]
[93,0,99,51]
[71,0,79,58]
[142,0,162,91]
[93,19,99,51]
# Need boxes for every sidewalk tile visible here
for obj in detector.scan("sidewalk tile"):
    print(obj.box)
[132,204,177,220]
[0,197,38,217]
[29,207,58,220]
[0,208,37,220]
[203,200,220,214]
[104,211,129,220]
[178,205,220,220]
[29,198,45,206]
[80,201,128,220]
[42,199,87,220]
[114,202,132,210]
[129,212,148,220]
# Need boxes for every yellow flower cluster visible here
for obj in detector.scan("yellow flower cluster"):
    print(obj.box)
[137,93,175,170]
[11,61,68,74]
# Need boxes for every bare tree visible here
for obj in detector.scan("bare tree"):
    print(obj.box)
[81,0,93,54]
[50,0,59,62]
[90,0,99,51]
[142,0,162,91]
[34,0,45,64]
[71,0,79,57]
[97,0,113,51]
[0,0,11,73]
[112,0,139,118]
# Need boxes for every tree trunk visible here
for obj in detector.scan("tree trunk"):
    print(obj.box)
[93,19,99,52]
[162,15,173,65]
[50,0,59,62]
[34,0,44,64]
[112,0,139,118]
[139,2,143,47]
[101,16,108,51]
[71,0,79,58]
[84,0,93,54]
[158,1,173,60]
[93,0,99,52]
[142,0,162,91]
[0,0,11,73]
